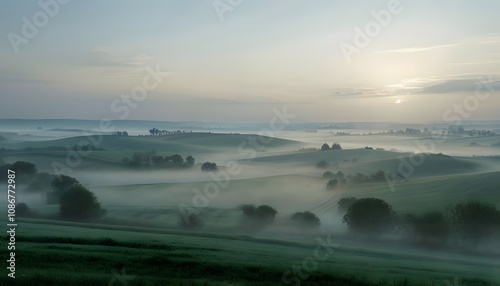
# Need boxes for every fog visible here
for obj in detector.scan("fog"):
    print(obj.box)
[1,119,500,249]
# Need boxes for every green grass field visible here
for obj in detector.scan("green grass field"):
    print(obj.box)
[2,132,500,285]
[1,219,499,286]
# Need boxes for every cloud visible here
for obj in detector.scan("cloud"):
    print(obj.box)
[418,77,500,94]
[376,34,500,54]
[377,44,459,54]
[77,49,154,77]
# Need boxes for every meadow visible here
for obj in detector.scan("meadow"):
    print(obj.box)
[0,120,500,285]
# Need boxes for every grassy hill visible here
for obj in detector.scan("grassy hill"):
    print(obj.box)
[0,133,299,152]
[1,219,499,285]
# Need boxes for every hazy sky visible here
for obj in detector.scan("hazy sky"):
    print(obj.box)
[1,0,500,122]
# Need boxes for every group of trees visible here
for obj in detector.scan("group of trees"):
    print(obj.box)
[13,170,106,221]
[339,197,500,248]
[0,161,37,182]
[115,131,129,136]
[240,204,321,228]
[148,128,190,136]
[320,143,342,151]
[122,151,195,169]
[323,170,388,190]
[201,162,218,172]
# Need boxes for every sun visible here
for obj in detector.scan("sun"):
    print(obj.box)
[395,99,402,104]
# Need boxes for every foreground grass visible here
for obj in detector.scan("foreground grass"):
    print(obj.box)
[0,220,499,285]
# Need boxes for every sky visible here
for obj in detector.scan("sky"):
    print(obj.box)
[1,0,500,123]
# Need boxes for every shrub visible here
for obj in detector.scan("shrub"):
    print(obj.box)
[59,185,106,221]
[290,211,320,228]
[342,198,395,235]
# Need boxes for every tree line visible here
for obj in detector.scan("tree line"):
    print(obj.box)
[339,197,500,248]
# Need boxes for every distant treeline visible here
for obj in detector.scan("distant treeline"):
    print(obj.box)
[122,151,195,169]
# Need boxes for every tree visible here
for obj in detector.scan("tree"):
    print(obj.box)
[149,128,159,136]
[326,179,339,190]
[337,197,357,213]
[320,143,330,151]
[240,204,277,222]
[201,162,218,172]
[59,185,106,221]
[178,211,202,229]
[406,211,449,246]
[331,143,342,150]
[371,170,386,182]
[186,155,195,166]
[51,175,81,194]
[122,131,128,136]
[171,154,184,165]
[316,160,329,169]
[151,156,164,165]
[240,204,256,217]
[16,203,34,217]
[254,205,277,221]
[336,171,346,184]
[322,171,335,179]
[3,161,38,182]
[290,211,320,228]
[450,201,500,244]
[342,198,396,235]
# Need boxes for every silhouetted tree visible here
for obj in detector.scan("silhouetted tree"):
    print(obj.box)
[331,143,342,150]
[290,211,320,228]
[51,175,81,194]
[241,204,277,222]
[326,179,339,190]
[240,204,256,217]
[59,185,106,221]
[186,155,195,166]
[151,156,165,165]
[316,160,329,169]
[406,211,449,246]
[16,203,34,217]
[322,171,335,179]
[254,205,277,221]
[343,198,396,235]
[450,201,500,244]
[201,162,218,172]
[320,143,330,151]
[171,154,184,165]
